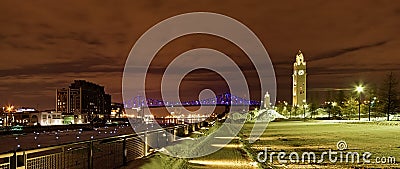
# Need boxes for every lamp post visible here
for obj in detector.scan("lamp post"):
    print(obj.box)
[367,100,371,121]
[303,100,307,121]
[303,104,308,121]
[5,106,14,126]
[355,85,364,121]
[284,101,288,117]
[9,106,14,126]
[332,102,337,118]
[2,107,4,126]
[368,97,377,121]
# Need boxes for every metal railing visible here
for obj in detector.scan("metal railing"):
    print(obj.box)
[0,122,203,169]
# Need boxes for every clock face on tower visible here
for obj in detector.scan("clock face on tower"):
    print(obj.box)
[298,70,305,75]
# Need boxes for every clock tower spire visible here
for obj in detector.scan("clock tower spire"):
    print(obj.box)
[292,50,307,107]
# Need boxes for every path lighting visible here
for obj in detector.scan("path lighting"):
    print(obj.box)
[356,85,364,93]
[355,85,364,120]
[4,105,14,126]
[303,100,307,121]
[368,97,377,121]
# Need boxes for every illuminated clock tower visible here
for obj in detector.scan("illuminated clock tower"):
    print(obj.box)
[292,50,307,107]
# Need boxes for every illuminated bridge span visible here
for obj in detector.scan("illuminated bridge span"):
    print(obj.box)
[125,93,261,108]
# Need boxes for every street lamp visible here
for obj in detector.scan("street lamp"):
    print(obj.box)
[2,107,4,126]
[7,106,14,126]
[368,97,377,121]
[355,85,364,120]
[303,104,308,121]
[303,100,307,121]
[331,102,337,119]
[5,106,11,126]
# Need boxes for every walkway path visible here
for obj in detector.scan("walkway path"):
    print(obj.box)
[187,137,255,169]
[122,124,257,169]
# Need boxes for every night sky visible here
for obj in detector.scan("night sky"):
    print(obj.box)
[1,0,400,110]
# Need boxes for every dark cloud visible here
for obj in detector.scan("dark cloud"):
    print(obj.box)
[33,31,107,47]
[0,57,122,77]
[310,41,388,62]
[309,64,400,76]
[5,41,44,50]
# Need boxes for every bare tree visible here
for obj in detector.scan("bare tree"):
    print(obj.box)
[309,102,318,118]
[379,72,399,121]
[335,90,346,107]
